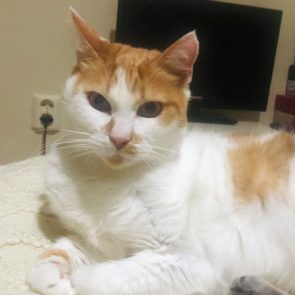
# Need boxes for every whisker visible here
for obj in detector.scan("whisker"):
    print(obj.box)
[54,146,90,153]
[32,128,90,136]
[142,157,156,168]
[55,139,91,146]
[54,143,91,152]
[54,143,91,153]
[141,155,161,169]
[139,146,173,163]
[54,131,90,142]
[57,150,92,160]
[135,142,178,161]
[26,129,91,156]
[149,144,177,154]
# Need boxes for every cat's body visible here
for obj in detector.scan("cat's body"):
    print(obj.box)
[41,129,295,295]
[27,9,295,295]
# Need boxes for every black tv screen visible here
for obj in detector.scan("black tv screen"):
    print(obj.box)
[116,0,282,111]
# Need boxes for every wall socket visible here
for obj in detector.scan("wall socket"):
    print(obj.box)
[32,94,61,132]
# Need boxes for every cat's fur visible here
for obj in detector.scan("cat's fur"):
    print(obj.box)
[27,9,295,295]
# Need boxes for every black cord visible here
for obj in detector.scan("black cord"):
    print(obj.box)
[40,113,53,155]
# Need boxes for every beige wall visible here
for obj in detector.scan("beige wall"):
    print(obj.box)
[0,0,117,164]
[0,0,294,164]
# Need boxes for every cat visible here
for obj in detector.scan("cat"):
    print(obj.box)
[27,8,295,295]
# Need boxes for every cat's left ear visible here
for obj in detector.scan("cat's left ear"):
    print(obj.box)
[159,31,199,85]
[70,7,109,63]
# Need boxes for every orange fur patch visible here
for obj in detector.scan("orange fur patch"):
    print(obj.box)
[40,249,69,261]
[73,41,188,127]
[229,133,295,201]
[137,57,188,126]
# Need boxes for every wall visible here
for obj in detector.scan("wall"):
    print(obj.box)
[0,0,117,164]
[0,0,294,164]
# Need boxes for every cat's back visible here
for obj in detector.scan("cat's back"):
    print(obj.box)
[227,131,295,202]
[225,131,295,290]
[182,129,295,202]
[184,130,295,291]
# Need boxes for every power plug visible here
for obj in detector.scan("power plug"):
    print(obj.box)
[40,113,54,128]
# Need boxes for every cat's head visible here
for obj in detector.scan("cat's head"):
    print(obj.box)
[63,8,199,169]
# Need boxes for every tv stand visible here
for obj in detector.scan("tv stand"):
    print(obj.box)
[188,110,237,125]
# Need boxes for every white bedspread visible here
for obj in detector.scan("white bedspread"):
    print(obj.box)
[0,157,56,295]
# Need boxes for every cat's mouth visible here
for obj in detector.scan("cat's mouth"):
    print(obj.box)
[101,142,139,168]
[107,154,125,166]
[104,149,138,168]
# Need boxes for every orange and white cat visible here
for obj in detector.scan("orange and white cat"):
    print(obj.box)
[27,9,295,295]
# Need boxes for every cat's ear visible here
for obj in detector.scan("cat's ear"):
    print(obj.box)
[159,31,199,85]
[70,7,109,63]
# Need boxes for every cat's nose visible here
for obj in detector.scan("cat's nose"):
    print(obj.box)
[109,136,130,150]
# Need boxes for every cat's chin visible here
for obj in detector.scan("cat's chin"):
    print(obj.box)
[103,154,137,170]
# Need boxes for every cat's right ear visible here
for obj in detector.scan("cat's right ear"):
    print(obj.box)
[158,31,199,85]
[70,7,109,63]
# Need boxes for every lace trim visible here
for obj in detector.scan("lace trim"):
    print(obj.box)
[0,157,52,294]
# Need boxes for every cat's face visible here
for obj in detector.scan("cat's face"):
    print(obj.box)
[63,9,199,169]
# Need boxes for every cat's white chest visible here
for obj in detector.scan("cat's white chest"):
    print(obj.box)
[45,156,186,259]
[51,183,156,255]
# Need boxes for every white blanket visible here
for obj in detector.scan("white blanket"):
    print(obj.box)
[0,157,55,295]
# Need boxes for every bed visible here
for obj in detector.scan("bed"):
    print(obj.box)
[0,156,59,295]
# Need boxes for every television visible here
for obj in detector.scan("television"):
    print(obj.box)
[116,0,283,123]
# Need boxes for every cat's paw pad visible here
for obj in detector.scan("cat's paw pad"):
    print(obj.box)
[27,256,75,295]
[230,275,261,294]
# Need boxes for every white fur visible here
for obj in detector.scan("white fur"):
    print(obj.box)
[27,70,295,295]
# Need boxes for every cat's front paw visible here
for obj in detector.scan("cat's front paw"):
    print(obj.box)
[27,255,75,295]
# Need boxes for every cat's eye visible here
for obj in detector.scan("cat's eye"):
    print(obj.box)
[137,102,163,118]
[87,92,112,114]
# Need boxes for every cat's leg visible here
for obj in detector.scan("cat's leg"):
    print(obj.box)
[27,237,89,295]
[230,275,289,295]
[71,249,226,295]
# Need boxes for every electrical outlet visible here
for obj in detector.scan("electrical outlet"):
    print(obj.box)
[32,94,61,132]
